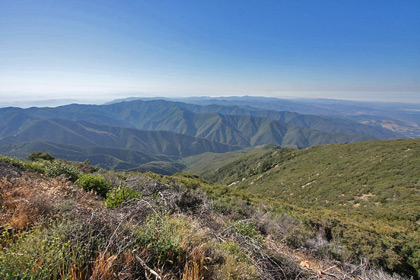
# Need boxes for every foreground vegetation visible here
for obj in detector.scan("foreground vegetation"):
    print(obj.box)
[0,147,417,279]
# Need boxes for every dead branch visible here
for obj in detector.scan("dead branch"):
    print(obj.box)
[134,252,162,280]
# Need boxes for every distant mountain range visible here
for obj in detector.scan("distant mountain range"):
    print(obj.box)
[0,98,412,172]
[175,96,420,137]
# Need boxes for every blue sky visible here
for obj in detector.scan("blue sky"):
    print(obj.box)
[1,0,419,104]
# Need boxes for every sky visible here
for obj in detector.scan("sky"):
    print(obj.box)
[1,0,420,105]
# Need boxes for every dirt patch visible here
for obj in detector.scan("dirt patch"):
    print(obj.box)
[358,193,375,201]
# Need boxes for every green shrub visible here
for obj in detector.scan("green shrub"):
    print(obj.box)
[27,152,55,162]
[0,155,23,168]
[231,221,263,245]
[22,161,46,173]
[77,173,111,197]
[105,184,141,209]
[136,214,185,264]
[45,160,81,182]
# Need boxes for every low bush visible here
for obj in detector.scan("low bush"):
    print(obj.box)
[105,184,141,209]
[136,214,185,265]
[231,221,263,246]
[77,173,111,197]
[0,155,23,168]
[45,160,81,182]
[27,152,55,162]
[22,161,46,174]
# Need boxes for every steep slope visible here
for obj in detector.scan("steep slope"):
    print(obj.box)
[0,110,40,138]
[207,139,420,212]
[169,101,403,139]
[4,156,407,279]
[194,138,420,275]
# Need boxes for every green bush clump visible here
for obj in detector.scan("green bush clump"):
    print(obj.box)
[22,161,46,173]
[77,173,111,197]
[0,155,23,168]
[45,160,81,182]
[105,184,141,209]
[27,151,55,162]
[136,214,185,265]
[231,221,263,245]
[174,174,202,190]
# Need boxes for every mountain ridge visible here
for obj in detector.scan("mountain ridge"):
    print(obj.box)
[0,99,393,148]
[0,118,240,159]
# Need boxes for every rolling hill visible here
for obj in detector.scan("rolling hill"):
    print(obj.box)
[202,138,420,212]
[187,138,420,275]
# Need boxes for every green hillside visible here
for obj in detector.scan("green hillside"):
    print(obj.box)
[210,139,420,212]
[0,119,239,158]
[3,154,411,279]
[196,138,420,274]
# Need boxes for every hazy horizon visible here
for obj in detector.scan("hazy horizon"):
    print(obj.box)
[2,94,420,110]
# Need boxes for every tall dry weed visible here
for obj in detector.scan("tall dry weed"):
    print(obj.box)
[182,244,210,280]
[91,251,117,280]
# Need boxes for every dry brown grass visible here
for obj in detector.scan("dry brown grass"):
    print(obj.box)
[182,244,210,280]
[1,176,49,230]
[0,168,103,231]
[91,251,117,280]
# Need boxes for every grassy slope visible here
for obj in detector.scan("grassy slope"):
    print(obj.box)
[224,139,420,214]
[197,138,420,274]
